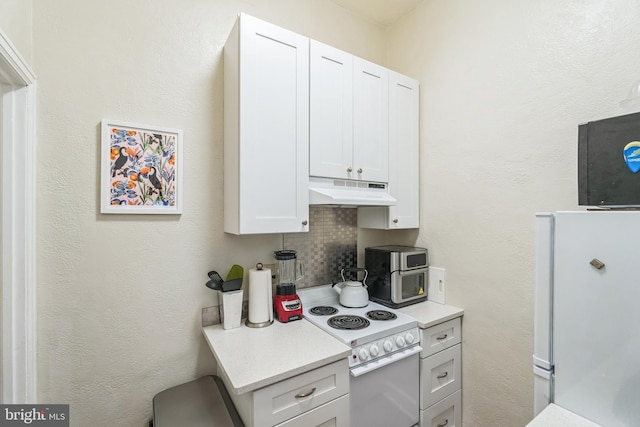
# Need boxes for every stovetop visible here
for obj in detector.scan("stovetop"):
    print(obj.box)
[298,285,417,347]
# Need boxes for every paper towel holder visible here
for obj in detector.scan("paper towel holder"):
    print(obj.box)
[245,263,275,328]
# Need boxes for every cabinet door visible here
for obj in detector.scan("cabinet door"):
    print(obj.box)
[357,71,419,230]
[233,13,309,234]
[353,57,389,183]
[310,40,353,180]
[387,71,419,228]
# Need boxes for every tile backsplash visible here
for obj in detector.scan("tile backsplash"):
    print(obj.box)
[202,206,359,326]
[283,206,358,288]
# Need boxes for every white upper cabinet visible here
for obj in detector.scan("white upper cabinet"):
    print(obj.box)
[310,44,389,183]
[224,13,309,234]
[358,71,419,229]
[353,57,389,183]
[309,40,353,180]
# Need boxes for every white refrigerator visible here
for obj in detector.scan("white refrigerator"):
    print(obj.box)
[534,211,640,426]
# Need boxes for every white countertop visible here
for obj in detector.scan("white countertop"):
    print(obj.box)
[202,319,351,395]
[527,404,601,427]
[397,300,464,328]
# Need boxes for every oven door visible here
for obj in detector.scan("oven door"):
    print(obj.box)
[350,351,420,427]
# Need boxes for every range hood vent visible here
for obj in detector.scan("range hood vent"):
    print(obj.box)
[308,177,396,207]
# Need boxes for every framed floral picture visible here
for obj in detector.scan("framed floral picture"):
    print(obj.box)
[100,119,183,214]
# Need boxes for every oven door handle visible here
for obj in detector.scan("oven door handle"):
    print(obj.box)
[350,345,422,377]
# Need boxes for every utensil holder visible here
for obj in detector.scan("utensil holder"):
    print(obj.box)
[221,290,243,330]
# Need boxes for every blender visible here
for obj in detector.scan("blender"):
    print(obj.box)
[273,250,304,322]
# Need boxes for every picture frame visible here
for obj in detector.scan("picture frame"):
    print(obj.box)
[100,119,183,214]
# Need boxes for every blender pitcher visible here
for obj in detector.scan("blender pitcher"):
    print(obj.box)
[274,250,304,285]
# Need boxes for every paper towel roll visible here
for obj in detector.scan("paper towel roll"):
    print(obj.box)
[246,266,273,327]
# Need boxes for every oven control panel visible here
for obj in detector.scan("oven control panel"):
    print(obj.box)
[348,327,420,367]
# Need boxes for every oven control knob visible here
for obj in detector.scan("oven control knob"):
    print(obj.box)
[396,336,406,347]
[369,344,380,357]
[358,348,369,361]
[383,340,393,352]
[405,333,415,344]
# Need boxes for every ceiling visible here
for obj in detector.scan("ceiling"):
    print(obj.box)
[329,0,423,28]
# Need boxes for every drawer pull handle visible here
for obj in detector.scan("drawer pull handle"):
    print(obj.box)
[436,334,448,341]
[295,387,316,399]
[437,372,448,379]
[437,419,449,427]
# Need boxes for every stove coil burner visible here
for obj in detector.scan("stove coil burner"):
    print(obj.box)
[327,315,370,330]
[309,306,338,316]
[366,310,397,321]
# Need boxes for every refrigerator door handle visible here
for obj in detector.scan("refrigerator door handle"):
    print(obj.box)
[533,355,552,371]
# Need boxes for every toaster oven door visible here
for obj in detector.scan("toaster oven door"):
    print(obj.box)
[393,268,427,303]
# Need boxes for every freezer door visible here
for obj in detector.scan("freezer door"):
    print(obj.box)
[553,211,640,426]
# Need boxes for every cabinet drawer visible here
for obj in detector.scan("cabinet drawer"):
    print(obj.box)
[253,359,349,427]
[420,344,461,409]
[421,317,461,358]
[275,394,349,427]
[421,389,462,427]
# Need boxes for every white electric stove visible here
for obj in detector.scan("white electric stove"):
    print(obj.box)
[297,285,421,427]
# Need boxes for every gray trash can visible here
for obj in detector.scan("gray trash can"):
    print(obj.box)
[153,375,244,427]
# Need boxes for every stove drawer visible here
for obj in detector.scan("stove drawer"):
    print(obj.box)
[251,359,349,427]
[420,317,461,358]
[420,343,461,409]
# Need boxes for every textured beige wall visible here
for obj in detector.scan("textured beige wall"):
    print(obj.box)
[32,1,384,425]
[0,0,32,65]
[385,1,640,425]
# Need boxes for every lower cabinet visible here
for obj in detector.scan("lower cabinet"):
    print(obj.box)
[421,390,462,427]
[275,394,349,427]
[226,359,349,427]
[419,317,463,427]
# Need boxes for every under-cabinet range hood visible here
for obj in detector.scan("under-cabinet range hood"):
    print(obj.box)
[308,177,396,206]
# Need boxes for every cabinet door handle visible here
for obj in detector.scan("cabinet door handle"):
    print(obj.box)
[347,167,353,173]
[302,220,308,226]
[437,372,448,379]
[357,168,363,174]
[436,334,448,341]
[294,387,316,399]
[393,219,399,223]
[437,419,449,427]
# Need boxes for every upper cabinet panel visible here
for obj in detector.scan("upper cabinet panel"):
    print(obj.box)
[353,57,389,183]
[310,40,354,180]
[358,72,420,229]
[310,47,389,184]
[224,14,309,235]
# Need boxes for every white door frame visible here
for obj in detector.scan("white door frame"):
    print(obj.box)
[0,28,37,404]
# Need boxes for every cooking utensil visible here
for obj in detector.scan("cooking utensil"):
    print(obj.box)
[226,264,244,282]
[205,270,243,292]
[206,271,224,291]
[333,267,369,308]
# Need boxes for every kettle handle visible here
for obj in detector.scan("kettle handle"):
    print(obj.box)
[340,267,368,285]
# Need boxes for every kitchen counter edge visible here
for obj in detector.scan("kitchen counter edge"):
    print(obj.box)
[202,319,351,395]
[526,404,601,427]
[397,300,464,329]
